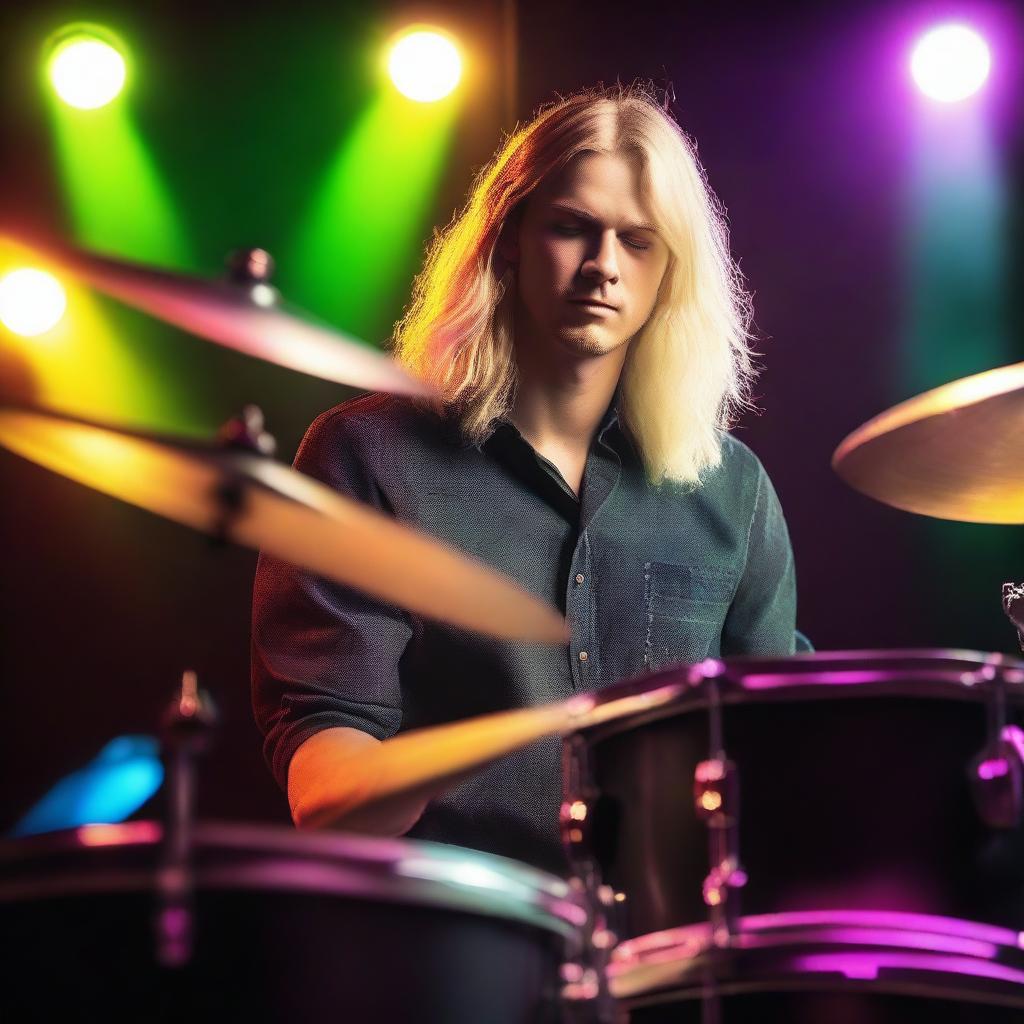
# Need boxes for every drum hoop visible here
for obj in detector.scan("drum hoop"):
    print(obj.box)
[608,910,1024,1008]
[615,972,1024,1013]
[0,821,586,943]
[576,649,1024,744]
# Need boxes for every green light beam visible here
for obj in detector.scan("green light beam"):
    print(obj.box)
[288,89,460,346]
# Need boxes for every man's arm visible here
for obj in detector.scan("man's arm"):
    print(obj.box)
[287,727,429,836]
[252,404,417,831]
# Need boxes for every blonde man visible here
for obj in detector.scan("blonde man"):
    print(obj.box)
[252,82,797,873]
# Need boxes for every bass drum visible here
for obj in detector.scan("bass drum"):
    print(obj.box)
[0,821,585,1023]
[565,650,1024,1022]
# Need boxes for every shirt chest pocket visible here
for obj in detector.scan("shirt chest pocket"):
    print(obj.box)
[643,561,737,670]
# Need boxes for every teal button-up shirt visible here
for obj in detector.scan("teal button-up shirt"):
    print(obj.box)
[252,392,797,873]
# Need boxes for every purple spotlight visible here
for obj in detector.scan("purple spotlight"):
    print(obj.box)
[911,24,992,102]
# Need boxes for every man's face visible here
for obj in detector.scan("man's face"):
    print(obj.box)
[505,150,670,361]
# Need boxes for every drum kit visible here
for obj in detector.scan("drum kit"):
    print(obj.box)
[2,236,1024,1022]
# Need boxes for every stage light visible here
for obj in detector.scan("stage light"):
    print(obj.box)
[48,30,127,110]
[387,29,462,102]
[911,24,991,103]
[0,268,67,336]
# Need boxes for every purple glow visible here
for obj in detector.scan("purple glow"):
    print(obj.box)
[1002,724,1024,761]
[740,669,902,690]
[796,951,1024,986]
[744,909,1020,948]
[158,906,190,939]
[977,758,1010,780]
[789,927,997,959]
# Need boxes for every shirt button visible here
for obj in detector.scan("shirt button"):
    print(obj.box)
[575,573,585,585]
[579,651,589,662]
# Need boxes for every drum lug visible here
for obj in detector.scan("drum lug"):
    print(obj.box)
[693,757,737,822]
[697,673,743,952]
[970,725,1024,829]
[968,651,1024,830]
[694,757,746,941]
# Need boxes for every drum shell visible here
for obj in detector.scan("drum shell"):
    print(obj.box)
[580,660,1024,942]
[0,822,584,1024]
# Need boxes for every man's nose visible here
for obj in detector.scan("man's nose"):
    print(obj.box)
[581,231,620,285]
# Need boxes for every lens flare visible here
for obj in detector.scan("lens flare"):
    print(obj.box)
[0,268,68,336]
[49,34,127,110]
[388,29,462,102]
[911,24,991,103]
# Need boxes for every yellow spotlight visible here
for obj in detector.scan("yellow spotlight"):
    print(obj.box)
[48,31,127,110]
[0,269,68,336]
[387,29,461,102]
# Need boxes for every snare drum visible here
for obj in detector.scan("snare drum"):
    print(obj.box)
[563,650,1024,1021]
[0,821,586,1023]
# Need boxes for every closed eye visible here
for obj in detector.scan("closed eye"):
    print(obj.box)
[551,224,650,251]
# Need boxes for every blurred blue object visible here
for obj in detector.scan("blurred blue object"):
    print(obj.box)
[11,735,163,837]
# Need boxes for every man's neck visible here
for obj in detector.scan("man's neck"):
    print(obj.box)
[505,318,628,501]
[510,350,624,456]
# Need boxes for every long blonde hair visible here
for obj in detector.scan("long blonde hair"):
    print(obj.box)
[392,80,757,485]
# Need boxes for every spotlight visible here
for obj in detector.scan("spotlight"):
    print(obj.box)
[0,269,68,336]
[48,28,127,110]
[387,28,462,102]
[911,23,991,103]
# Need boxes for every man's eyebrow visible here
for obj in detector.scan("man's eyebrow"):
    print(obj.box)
[548,202,658,234]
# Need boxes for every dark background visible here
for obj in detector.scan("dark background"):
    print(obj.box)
[1,0,1022,830]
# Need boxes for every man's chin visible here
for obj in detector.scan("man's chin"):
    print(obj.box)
[555,326,628,358]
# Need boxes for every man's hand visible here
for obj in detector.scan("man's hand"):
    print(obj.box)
[288,727,429,837]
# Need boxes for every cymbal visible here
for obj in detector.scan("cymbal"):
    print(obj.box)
[832,361,1024,524]
[6,236,429,397]
[0,406,566,644]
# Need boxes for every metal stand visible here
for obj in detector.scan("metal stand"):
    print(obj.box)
[561,734,618,1023]
[155,669,217,968]
[965,590,1024,830]
[210,405,277,544]
[1003,582,1024,654]
[693,667,746,1024]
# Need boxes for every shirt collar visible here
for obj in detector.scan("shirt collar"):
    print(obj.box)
[490,381,624,445]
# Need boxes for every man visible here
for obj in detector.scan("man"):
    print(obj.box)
[252,82,797,875]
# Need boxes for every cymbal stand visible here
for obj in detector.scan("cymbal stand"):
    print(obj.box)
[155,670,217,968]
[1003,583,1024,654]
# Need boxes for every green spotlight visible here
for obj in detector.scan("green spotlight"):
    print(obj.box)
[387,28,462,102]
[43,23,190,267]
[47,27,127,110]
[0,268,67,337]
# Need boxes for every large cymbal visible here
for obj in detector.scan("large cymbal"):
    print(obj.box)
[832,362,1024,524]
[6,236,429,397]
[0,406,566,643]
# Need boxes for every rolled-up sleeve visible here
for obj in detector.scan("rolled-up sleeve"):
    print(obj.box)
[721,457,797,656]
[251,408,413,792]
